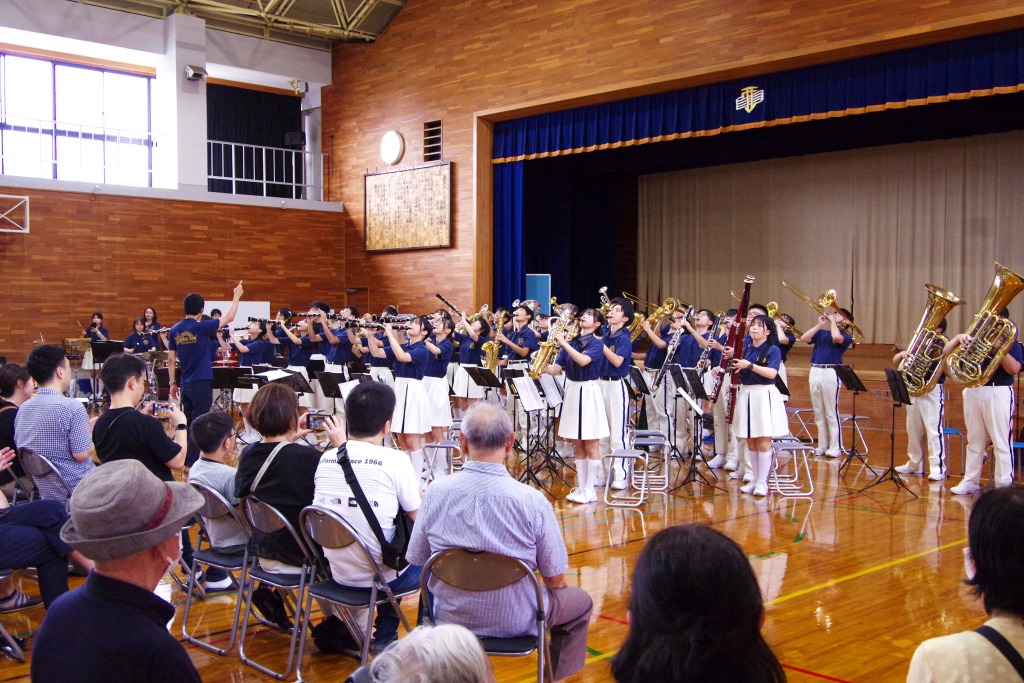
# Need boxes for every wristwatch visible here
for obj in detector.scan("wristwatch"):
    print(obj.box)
[175,423,188,431]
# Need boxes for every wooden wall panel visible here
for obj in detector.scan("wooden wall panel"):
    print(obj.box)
[323,0,1024,314]
[0,186,345,363]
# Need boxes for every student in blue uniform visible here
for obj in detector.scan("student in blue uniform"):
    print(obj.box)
[637,313,674,440]
[367,316,432,483]
[546,309,610,504]
[536,314,550,342]
[893,319,948,481]
[123,318,157,355]
[451,317,491,412]
[423,317,456,466]
[706,309,737,470]
[167,281,243,463]
[799,308,855,458]
[496,303,539,369]
[945,310,1023,494]
[230,320,270,443]
[675,309,714,369]
[775,313,798,400]
[276,315,319,409]
[730,315,789,497]
[596,298,635,490]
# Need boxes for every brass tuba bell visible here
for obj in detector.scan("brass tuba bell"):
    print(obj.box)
[899,285,963,396]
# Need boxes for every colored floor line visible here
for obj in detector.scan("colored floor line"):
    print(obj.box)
[597,613,628,625]
[781,663,856,682]
[767,537,968,605]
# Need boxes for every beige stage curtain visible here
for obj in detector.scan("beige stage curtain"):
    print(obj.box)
[638,130,1024,344]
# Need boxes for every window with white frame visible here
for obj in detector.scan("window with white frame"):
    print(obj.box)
[0,53,153,187]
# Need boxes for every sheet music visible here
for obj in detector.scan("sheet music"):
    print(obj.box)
[539,374,563,408]
[512,376,547,412]
[339,380,360,401]
[258,370,291,381]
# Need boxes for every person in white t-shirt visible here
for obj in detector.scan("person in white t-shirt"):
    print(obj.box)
[313,381,422,652]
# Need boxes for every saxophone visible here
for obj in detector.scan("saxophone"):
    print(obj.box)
[629,298,679,342]
[946,262,1024,387]
[529,298,578,378]
[481,338,501,374]
[898,284,963,396]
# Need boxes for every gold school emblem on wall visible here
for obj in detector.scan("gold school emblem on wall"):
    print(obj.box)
[736,86,765,113]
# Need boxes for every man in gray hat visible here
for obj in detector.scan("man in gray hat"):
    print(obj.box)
[31,460,204,683]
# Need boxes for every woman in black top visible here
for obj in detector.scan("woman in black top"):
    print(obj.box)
[233,383,344,568]
[0,363,33,493]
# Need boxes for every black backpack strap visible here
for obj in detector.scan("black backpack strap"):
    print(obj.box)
[975,625,1024,680]
[336,444,393,554]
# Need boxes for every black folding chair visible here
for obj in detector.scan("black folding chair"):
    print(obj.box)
[0,570,25,662]
[181,482,251,654]
[16,449,72,509]
[296,506,418,676]
[420,548,553,683]
[238,496,315,679]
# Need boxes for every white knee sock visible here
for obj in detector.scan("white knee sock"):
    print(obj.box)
[757,449,774,487]
[575,459,588,491]
[408,450,425,479]
[586,460,603,494]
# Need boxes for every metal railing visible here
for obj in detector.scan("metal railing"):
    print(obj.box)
[0,116,155,187]
[207,140,328,201]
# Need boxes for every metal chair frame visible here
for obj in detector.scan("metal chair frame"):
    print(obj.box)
[786,407,816,443]
[602,449,651,506]
[423,440,461,483]
[181,482,252,654]
[16,448,73,509]
[238,496,315,680]
[838,414,870,457]
[629,431,670,490]
[296,506,417,678]
[0,570,25,662]
[770,436,816,499]
[419,548,554,683]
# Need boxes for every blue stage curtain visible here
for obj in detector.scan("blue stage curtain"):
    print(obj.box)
[493,27,1024,163]
[493,161,525,308]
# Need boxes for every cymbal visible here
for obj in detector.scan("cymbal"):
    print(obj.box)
[138,351,169,361]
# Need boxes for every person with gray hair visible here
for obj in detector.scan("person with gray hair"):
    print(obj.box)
[407,401,593,683]
[365,624,496,683]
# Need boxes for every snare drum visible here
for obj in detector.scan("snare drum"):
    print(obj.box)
[215,348,239,367]
[63,338,91,363]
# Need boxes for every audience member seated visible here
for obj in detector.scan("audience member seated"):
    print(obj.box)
[907,486,1024,683]
[187,412,247,551]
[313,381,422,652]
[0,448,92,612]
[14,345,95,505]
[0,363,35,500]
[92,352,231,591]
[364,624,497,683]
[407,401,593,683]
[610,524,786,683]
[31,460,204,683]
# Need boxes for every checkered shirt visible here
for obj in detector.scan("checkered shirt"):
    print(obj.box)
[14,388,95,504]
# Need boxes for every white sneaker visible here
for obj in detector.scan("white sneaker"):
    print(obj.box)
[928,472,946,482]
[585,488,598,503]
[740,482,755,494]
[950,481,981,495]
[824,451,840,459]
[610,479,628,490]
[565,488,586,503]
[752,482,768,497]
[742,471,754,483]
[895,464,922,475]
[814,449,826,457]
[206,576,234,591]
[593,476,608,487]
[728,469,745,480]
[723,460,739,471]
[707,455,725,469]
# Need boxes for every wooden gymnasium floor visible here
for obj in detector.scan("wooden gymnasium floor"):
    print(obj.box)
[1,346,1018,683]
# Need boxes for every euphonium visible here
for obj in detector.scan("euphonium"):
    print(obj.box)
[899,285,964,396]
[946,262,1024,387]
[598,287,612,317]
[629,298,678,342]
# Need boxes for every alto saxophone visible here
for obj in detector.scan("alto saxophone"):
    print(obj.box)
[481,338,501,374]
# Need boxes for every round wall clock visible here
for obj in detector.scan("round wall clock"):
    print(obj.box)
[380,131,405,165]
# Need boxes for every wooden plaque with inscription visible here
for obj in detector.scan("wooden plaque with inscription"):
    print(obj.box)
[364,162,452,252]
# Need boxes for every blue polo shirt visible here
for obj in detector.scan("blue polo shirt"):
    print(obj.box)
[644,324,672,370]
[361,334,393,368]
[385,340,429,380]
[287,336,318,367]
[453,332,488,365]
[599,326,633,378]
[809,329,853,365]
[425,338,455,378]
[708,332,729,369]
[739,340,781,385]
[502,326,539,361]
[326,327,353,365]
[554,334,604,382]
[124,333,156,354]
[777,336,796,362]
[676,332,709,368]
[85,326,109,342]
[168,317,220,384]
[239,339,267,367]
[984,341,1023,386]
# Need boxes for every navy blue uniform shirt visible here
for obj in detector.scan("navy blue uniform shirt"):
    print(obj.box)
[84,326,109,342]
[676,332,708,368]
[362,333,393,368]
[239,339,267,367]
[809,328,853,365]
[168,317,220,384]
[284,335,317,368]
[425,338,455,377]
[124,332,156,354]
[453,331,487,365]
[502,326,539,361]
[385,340,430,380]
[599,326,633,378]
[777,335,796,362]
[739,340,782,385]
[31,571,202,683]
[644,324,672,370]
[554,334,604,382]
[984,340,1024,386]
[326,326,353,365]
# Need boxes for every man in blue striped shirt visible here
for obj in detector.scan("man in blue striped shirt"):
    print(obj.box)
[408,401,593,683]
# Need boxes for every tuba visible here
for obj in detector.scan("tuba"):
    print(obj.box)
[946,263,1024,387]
[529,298,578,378]
[899,285,963,396]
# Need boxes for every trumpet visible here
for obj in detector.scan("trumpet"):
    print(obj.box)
[946,262,1024,387]
[899,285,963,396]
[782,280,864,342]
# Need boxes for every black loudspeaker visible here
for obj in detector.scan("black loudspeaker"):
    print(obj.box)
[284,132,305,148]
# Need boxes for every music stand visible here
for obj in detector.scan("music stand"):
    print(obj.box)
[859,370,917,497]
[89,340,123,408]
[316,371,348,400]
[348,358,370,375]
[836,365,876,479]
[669,365,724,492]
[306,359,326,376]
[465,367,503,402]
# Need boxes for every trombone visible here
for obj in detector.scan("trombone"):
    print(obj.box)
[782,281,864,342]
[766,302,803,338]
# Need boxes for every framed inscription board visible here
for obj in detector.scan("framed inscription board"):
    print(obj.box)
[364,162,452,252]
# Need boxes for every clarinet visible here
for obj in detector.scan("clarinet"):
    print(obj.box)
[651,306,693,392]
[695,313,724,373]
